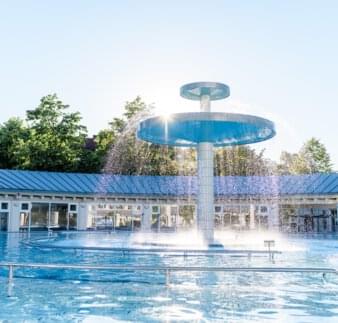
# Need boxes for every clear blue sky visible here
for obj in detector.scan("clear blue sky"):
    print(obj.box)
[1,1,337,169]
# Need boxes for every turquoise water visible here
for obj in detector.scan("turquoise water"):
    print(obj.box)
[0,231,338,322]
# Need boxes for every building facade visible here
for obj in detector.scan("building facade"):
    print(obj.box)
[0,170,337,234]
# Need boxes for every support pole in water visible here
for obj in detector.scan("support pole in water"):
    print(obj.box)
[7,265,14,297]
[166,269,170,287]
[197,94,214,245]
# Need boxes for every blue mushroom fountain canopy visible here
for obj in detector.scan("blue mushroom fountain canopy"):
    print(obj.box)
[137,112,276,147]
[180,82,230,101]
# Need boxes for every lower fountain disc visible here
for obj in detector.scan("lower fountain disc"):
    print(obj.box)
[137,112,276,147]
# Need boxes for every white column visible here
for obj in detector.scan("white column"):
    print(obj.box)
[313,217,318,232]
[142,204,152,231]
[77,203,89,230]
[327,212,332,232]
[197,94,215,244]
[193,205,197,228]
[197,142,214,244]
[269,204,279,230]
[87,204,94,228]
[8,201,21,232]
[336,204,338,232]
[249,204,256,230]
[166,205,171,227]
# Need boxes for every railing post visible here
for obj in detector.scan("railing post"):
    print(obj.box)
[264,240,275,262]
[7,265,14,297]
[166,269,170,287]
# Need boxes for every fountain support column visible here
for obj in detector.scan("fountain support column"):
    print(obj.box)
[197,94,215,244]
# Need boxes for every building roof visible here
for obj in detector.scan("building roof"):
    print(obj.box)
[0,169,337,197]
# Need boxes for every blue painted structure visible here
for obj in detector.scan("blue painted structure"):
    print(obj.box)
[137,112,275,147]
[0,169,337,197]
[180,82,230,100]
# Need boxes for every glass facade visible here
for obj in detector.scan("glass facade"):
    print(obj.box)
[30,203,49,229]
[50,204,68,229]
[18,202,77,231]
[0,198,336,233]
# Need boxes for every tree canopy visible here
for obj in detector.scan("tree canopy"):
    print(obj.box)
[277,138,332,174]
[0,94,87,172]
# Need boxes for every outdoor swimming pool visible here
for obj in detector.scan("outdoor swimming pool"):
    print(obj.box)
[0,231,338,322]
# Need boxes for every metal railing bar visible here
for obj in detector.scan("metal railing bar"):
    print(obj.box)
[2,262,336,297]
[0,262,336,274]
[25,243,282,255]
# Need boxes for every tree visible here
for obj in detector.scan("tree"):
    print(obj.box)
[99,96,181,175]
[277,137,332,174]
[0,118,30,169]
[214,146,274,176]
[22,94,87,171]
[277,151,301,175]
[299,138,332,173]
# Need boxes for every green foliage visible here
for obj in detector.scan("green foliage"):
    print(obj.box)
[24,94,87,171]
[214,146,274,176]
[0,118,30,169]
[0,94,87,172]
[100,96,179,175]
[123,96,147,120]
[277,137,332,174]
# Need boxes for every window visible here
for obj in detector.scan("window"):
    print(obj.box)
[1,202,8,210]
[215,206,222,213]
[51,203,68,228]
[69,204,77,212]
[30,203,49,228]
[20,212,29,227]
[171,206,178,215]
[21,203,29,211]
[260,206,268,213]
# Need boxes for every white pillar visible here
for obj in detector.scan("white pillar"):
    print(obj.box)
[8,201,21,232]
[239,213,246,228]
[166,205,171,227]
[327,212,332,232]
[249,204,255,230]
[336,204,338,232]
[142,204,152,231]
[193,205,197,228]
[313,217,318,232]
[197,94,214,244]
[77,203,89,230]
[269,204,279,230]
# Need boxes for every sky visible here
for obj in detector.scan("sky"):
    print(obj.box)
[0,1,338,169]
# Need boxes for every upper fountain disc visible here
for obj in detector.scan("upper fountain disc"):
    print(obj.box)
[137,112,276,147]
[180,82,230,101]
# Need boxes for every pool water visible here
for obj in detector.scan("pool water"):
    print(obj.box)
[0,231,338,322]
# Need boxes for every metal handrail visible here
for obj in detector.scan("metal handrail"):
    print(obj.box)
[2,262,336,297]
[0,262,336,273]
[25,241,282,255]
